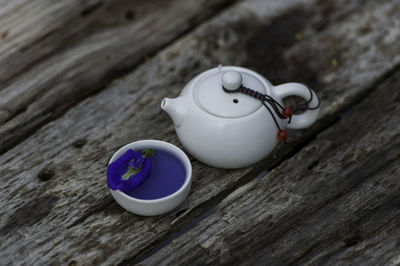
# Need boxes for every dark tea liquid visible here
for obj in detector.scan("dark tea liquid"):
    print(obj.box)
[125,149,186,200]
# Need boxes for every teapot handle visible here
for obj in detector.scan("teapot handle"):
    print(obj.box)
[272,83,320,130]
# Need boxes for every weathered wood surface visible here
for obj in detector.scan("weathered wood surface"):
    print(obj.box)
[0,0,236,155]
[139,64,400,266]
[0,0,400,265]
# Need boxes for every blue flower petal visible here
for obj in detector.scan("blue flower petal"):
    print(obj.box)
[107,149,152,192]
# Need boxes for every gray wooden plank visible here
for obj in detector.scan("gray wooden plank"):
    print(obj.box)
[0,0,236,154]
[1,0,400,264]
[0,0,106,84]
[138,57,400,266]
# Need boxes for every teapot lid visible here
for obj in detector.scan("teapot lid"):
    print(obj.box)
[194,66,270,118]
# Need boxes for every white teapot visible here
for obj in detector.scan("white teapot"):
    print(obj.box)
[161,66,320,168]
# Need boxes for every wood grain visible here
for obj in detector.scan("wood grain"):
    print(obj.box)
[0,0,236,155]
[0,0,400,264]
[139,65,400,266]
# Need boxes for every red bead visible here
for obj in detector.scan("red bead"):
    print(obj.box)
[277,130,288,141]
[282,107,293,118]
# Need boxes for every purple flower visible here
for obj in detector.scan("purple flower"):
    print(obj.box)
[107,149,153,193]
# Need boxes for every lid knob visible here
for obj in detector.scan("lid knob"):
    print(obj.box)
[222,71,242,91]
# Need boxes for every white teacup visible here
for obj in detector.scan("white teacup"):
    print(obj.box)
[108,140,192,216]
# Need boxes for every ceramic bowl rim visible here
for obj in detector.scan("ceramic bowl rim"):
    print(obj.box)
[108,139,192,203]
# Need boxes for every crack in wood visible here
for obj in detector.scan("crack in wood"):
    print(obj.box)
[66,197,115,229]
[288,158,398,265]
[0,195,59,237]
[80,1,104,17]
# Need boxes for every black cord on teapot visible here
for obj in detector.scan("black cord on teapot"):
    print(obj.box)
[222,84,320,141]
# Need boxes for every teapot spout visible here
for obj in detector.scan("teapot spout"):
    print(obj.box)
[161,97,186,127]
